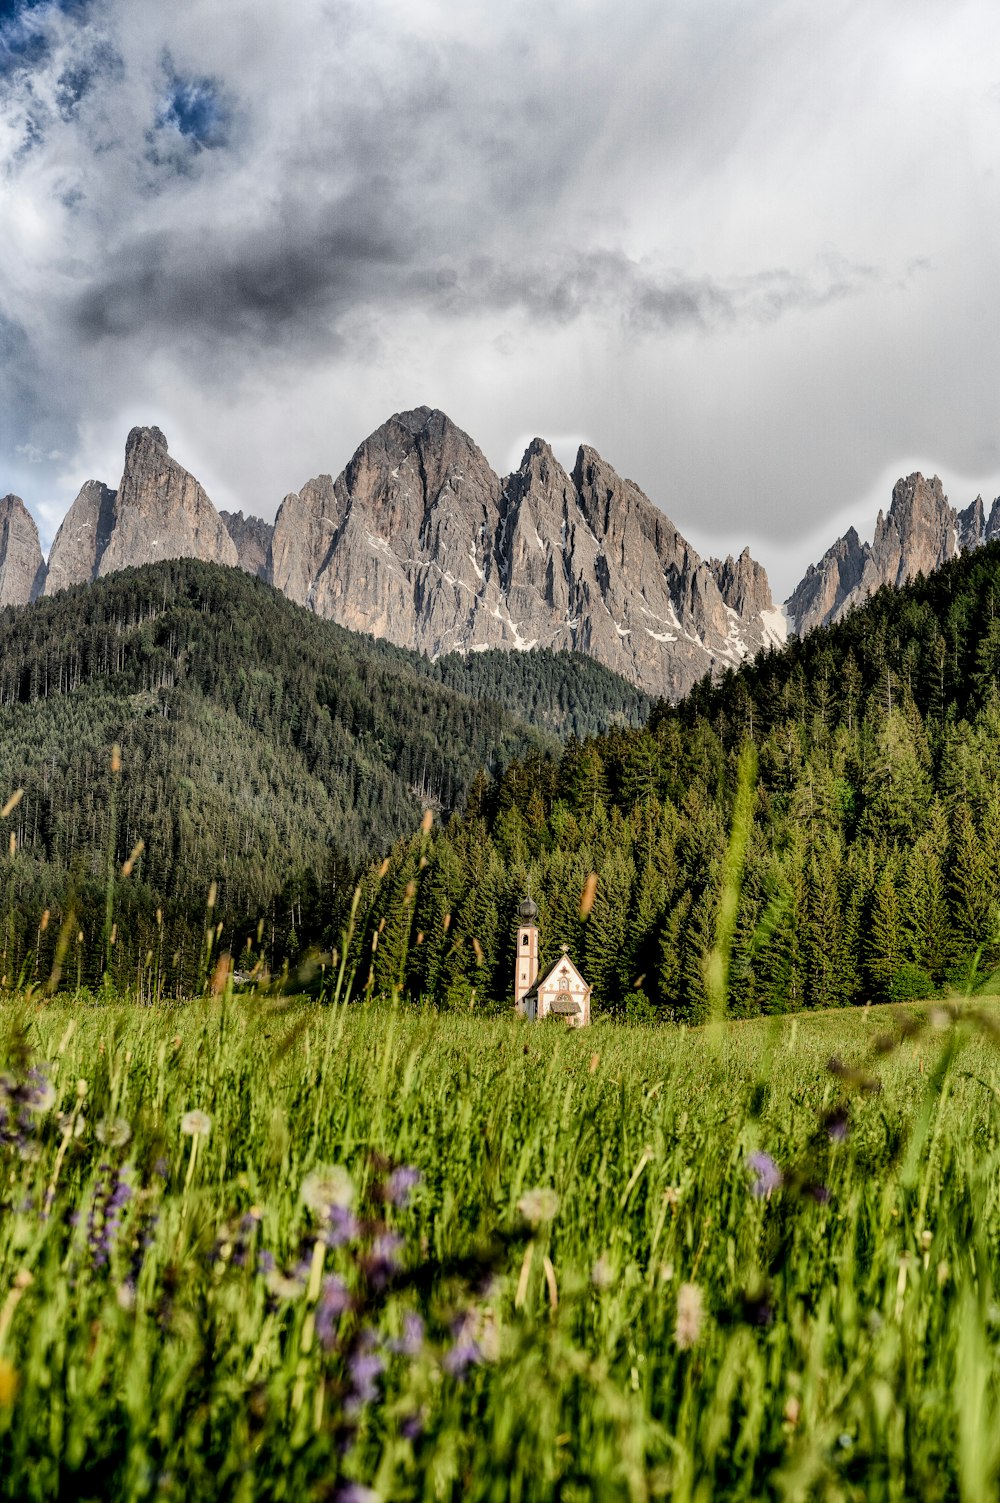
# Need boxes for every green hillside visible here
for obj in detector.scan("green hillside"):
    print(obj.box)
[0,559,643,989]
[348,542,1000,1016]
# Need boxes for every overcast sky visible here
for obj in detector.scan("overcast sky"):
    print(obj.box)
[1,0,998,598]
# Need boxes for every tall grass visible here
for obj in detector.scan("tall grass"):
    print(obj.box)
[0,993,998,1499]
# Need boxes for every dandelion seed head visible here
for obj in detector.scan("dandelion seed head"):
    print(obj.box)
[301,1164,355,1217]
[517,1187,560,1225]
[95,1117,132,1149]
[180,1109,212,1138]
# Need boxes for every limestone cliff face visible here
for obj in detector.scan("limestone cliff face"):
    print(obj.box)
[97,427,237,578]
[271,407,781,698]
[785,473,993,636]
[785,527,868,636]
[220,510,273,579]
[44,480,117,595]
[305,408,507,651]
[710,548,774,621]
[0,495,45,608]
[43,430,238,596]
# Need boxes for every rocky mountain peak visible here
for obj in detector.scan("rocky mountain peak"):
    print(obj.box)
[125,425,168,459]
[957,495,985,551]
[785,472,1000,637]
[220,510,274,579]
[710,547,774,621]
[23,407,783,699]
[869,473,953,588]
[0,494,46,608]
[44,479,117,596]
[98,423,237,578]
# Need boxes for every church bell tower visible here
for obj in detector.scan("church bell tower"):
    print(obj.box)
[514,895,539,1015]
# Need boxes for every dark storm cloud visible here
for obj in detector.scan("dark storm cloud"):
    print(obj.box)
[0,0,998,587]
[427,250,882,331]
[71,198,405,345]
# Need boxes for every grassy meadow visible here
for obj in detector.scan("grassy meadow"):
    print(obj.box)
[0,994,998,1501]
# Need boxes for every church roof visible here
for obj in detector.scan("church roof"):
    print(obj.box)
[522,949,590,1003]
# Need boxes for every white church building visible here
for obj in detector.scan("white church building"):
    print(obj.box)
[514,895,592,1027]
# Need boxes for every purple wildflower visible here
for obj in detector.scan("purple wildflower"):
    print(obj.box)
[385,1166,421,1207]
[316,1275,352,1351]
[362,1233,404,1290]
[443,1315,483,1379]
[323,1204,360,1247]
[347,1342,385,1411]
[153,1157,169,1180]
[334,1486,382,1503]
[823,1106,850,1143]
[400,1410,425,1443]
[389,1311,424,1358]
[88,1166,133,1269]
[747,1151,783,1198]
[258,1250,275,1276]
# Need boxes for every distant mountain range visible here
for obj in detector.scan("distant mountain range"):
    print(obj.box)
[2,409,997,698]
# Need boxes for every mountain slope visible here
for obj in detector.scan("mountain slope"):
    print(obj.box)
[343,536,1000,1017]
[0,559,650,987]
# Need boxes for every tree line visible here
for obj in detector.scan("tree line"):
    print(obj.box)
[336,544,1000,1017]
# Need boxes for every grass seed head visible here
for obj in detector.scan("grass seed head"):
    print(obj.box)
[674,1282,704,1350]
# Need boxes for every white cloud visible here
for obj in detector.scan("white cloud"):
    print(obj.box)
[0,0,998,597]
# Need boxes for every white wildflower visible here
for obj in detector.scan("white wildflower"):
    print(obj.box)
[301,1164,355,1215]
[180,1109,212,1138]
[591,1255,615,1290]
[95,1117,132,1149]
[517,1187,560,1226]
[674,1282,704,1351]
[266,1270,305,1301]
[58,1112,86,1139]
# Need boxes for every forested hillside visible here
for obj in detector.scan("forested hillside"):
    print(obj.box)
[349,543,1000,1016]
[0,560,644,989]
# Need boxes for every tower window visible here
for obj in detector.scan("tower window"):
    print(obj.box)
[522,934,529,946]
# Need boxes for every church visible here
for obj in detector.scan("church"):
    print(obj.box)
[513,895,592,1027]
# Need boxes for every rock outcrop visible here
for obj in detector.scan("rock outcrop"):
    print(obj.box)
[271,406,783,698]
[710,548,774,621]
[220,510,273,579]
[97,427,237,578]
[0,495,46,608]
[44,479,117,595]
[785,527,869,636]
[785,473,1000,637]
[43,429,238,596]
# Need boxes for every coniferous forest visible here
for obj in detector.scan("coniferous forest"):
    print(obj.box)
[343,541,1000,1016]
[4,543,1000,1010]
[0,559,646,991]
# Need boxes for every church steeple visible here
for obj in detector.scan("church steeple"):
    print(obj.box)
[514,895,539,1015]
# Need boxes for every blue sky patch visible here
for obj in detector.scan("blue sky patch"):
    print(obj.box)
[156,72,228,149]
[0,0,89,79]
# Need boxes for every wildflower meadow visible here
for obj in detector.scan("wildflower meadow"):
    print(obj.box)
[0,992,998,1501]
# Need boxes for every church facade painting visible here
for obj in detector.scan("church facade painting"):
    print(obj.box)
[514,895,592,1027]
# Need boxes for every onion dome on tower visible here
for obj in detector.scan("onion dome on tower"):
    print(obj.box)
[518,895,538,922]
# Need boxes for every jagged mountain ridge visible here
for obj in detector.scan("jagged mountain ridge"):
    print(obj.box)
[785,472,1000,636]
[1,408,785,701]
[6,409,1000,691]
[268,407,785,698]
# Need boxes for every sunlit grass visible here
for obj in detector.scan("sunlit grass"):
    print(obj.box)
[0,994,998,1500]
